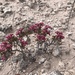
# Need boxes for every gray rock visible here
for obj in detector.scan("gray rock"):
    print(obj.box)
[19,59,28,71]
[52,49,61,57]
[0,6,3,12]
[39,57,46,64]
[12,54,30,71]
[0,24,12,33]
[0,31,5,41]
[49,71,63,75]
[0,2,2,5]
[3,6,12,14]
[0,6,4,16]
[12,54,23,63]
[0,6,13,18]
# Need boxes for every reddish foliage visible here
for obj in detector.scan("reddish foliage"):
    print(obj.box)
[0,22,64,61]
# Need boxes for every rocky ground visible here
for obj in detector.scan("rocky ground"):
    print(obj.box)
[0,0,75,75]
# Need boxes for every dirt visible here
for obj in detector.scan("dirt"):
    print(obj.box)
[0,0,75,75]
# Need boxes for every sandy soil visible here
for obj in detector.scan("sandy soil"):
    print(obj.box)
[0,0,75,75]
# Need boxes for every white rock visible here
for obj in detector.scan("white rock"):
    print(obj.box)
[51,11,56,15]
[66,6,71,11]
[64,72,70,75]
[16,26,21,30]
[0,62,2,66]
[72,44,75,50]
[39,57,46,64]
[3,6,12,13]
[34,73,38,75]
[57,61,65,71]
[66,32,72,36]
[12,46,17,50]
[58,61,64,67]
[23,70,26,72]
[52,49,60,57]
[41,69,46,74]
[23,37,27,41]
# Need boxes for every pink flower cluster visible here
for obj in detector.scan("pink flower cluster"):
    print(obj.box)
[6,33,14,41]
[0,41,12,52]
[55,31,64,39]
[44,25,52,29]
[0,44,6,52]
[29,23,52,41]
[37,34,46,41]
[16,28,24,36]
[0,22,65,61]
[19,38,28,47]
[29,22,44,32]
[42,25,52,35]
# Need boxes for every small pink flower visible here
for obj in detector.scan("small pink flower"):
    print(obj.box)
[6,44,12,49]
[29,24,38,32]
[6,33,14,41]
[21,40,28,47]
[41,25,52,35]
[19,38,28,47]
[55,31,64,39]
[56,34,64,39]
[29,22,44,32]
[2,41,8,44]
[55,31,63,35]
[42,29,50,35]
[37,34,46,41]
[2,41,8,46]
[16,28,24,35]
[1,41,12,50]
[0,46,3,52]
[44,25,52,29]
[0,44,6,52]
[35,22,44,28]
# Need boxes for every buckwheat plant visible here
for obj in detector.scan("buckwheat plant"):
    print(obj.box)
[0,22,64,70]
